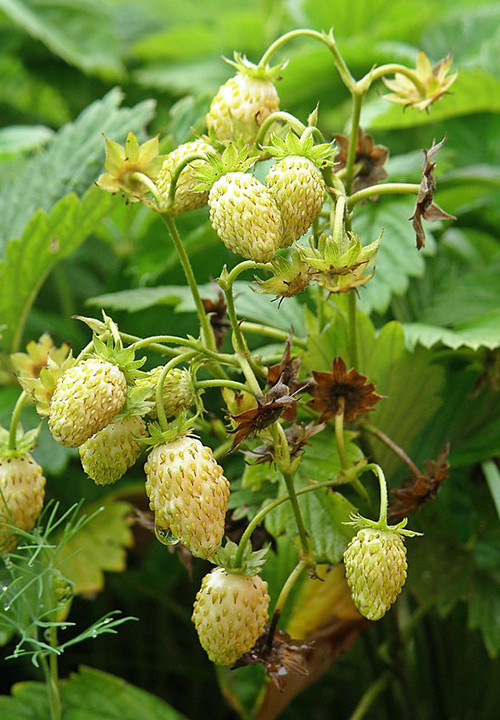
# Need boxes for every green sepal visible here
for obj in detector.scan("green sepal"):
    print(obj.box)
[193,144,260,190]
[224,51,287,81]
[264,130,336,167]
[0,425,40,458]
[138,415,196,449]
[254,250,313,298]
[18,353,76,417]
[113,385,154,420]
[212,539,270,576]
[345,512,422,538]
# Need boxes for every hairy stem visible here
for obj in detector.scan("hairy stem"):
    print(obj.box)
[266,559,308,648]
[165,153,208,210]
[363,424,421,478]
[195,379,254,394]
[155,353,196,431]
[348,183,420,208]
[239,322,307,348]
[347,292,359,368]
[344,90,363,194]
[363,63,427,95]
[365,463,389,525]
[8,391,27,451]
[162,215,216,351]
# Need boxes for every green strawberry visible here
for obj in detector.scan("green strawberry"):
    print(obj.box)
[343,528,408,621]
[79,415,147,485]
[145,435,230,559]
[136,366,195,419]
[209,172,283,262]
[0,454,45,552]
[265,132,334,247]
[192,567,270,665]
[207,54,282,144]
[49,358,127,448]
[157,138,213,215]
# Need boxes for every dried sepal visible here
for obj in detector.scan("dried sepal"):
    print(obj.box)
[307,357,382,422]
[335,127,389,194]
[228,381,297,450]
[388,443,450,521]
[411,136,455,249]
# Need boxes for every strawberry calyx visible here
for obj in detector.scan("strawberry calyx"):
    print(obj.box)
[224,52,286,82]
[345,511,422,539]
[264,130,336,167]
[139,415,197,449]
[0,426,39,459]
[194,144,260,191]
[213,539,269,576]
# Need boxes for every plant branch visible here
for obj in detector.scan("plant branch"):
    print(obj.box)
[8,391,27,451]
[363,424,421,478]
[347,183,420,208]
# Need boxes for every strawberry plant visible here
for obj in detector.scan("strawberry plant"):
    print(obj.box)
[1,3,500,719]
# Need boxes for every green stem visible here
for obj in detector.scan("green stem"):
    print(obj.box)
[165,153,208,211]
[333,194,346,245]
[363,423,421,478]
[236,354,262,397]
[155,353,195,431]
[195,379,254,394]
[347,183,420,209]
[344,90,363,195]
[254,111,306,148]
[130,172,162,205]
[162,215,216,351]
[259,29,356,91]
[239,322,307,347]
[266,559,308,647]
[8,391,27,451]
[281,471,311,559]
[334,402,349,471]
[222,260,270,286]
[130,335,237,366]
[347,292,359,368]
[349,672,391,720]
[40,651,61,720]
[363,63,427,95]
[365,463,388,525]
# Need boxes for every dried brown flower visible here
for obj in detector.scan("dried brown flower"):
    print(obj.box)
[388,443,450,521]
[228,380,297,450]
[245,421,325,465]
[411,136,455,250]
[307,357,381,422]
[202,286,229,350]
[233,626,313,691]
[335,127,389,193]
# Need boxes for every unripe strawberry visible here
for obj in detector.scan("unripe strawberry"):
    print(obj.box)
[136,366,195,419]
[343,528,408,621]
[207,55,280,144]
[266,156,325,247]
[145,436,230,559]
[79,415,147,485]
[209,172,283,262]
[192,567,270,665]
[157,139,213,215]
[49,359,127,448]
[0,454,46,552]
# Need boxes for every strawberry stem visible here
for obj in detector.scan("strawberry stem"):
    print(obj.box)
[164,153,208,212]
[155,353,196,431]
[347,183,420,208]
[266,559,308,649]
[362,63,427,96]
[365,463,389,526]
[8,391,27,452]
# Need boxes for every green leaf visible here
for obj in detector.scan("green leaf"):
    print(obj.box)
[363,70,500,130]
[353,198,436,315]
[298,427,364,483]
[265,476,357,564]
[364,321,444,477]
[404,314,500,351]
[88,281,307,336]
[56,499,134,596]
[0,186,115,353]
[0,125,54,158]
[0,88,155,251]
[0,0,124,78]
[0,665,187,719]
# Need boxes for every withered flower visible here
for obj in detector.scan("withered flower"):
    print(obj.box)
[411,135,455,250]
[97,132,165,202]
[228,380,297,450]
[388,443,450,521]
[335,127,389,193]
[267,335,312,395]
[245,421,325,465]
[383,51,458,112]
[233,626,313,691]
[307,357,381,422]
[202,286,229,350]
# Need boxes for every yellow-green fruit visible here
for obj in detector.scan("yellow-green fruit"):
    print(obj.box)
[207,73,279,144]
[208,172,283,262]
[266,156,325,247]
[192,568,270,665]
[145,436,230,559]
[157,139,213,215]
[343,528,408,621]
[0,454,46,552]
[79,416,147,485]
[48,359,127,448]
[136,366,195,419]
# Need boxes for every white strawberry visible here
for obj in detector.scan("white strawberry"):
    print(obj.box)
[157,138,213,215]
[79,415,147,485]
[0,453,46,552]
